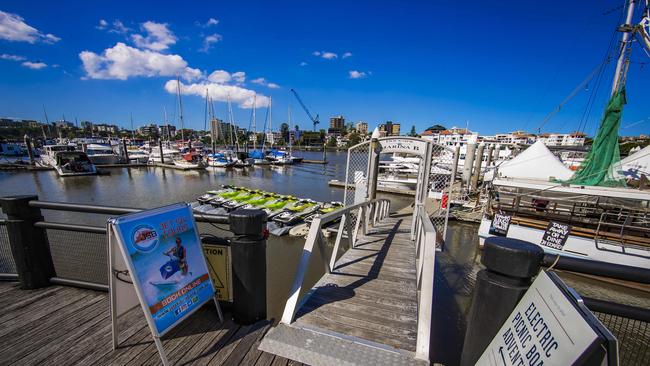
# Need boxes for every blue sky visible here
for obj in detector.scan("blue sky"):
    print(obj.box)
[0,0,648,136]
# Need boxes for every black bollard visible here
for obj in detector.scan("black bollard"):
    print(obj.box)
[0,195,55,289]
[460,237,544,366]
[229,208,267,324]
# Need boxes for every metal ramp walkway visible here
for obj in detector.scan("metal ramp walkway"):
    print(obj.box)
[260,199,438,365]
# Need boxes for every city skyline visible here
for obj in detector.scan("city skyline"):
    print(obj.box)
[0,1,649,137]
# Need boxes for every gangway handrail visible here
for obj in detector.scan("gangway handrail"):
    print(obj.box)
[28,199,229,224]
[413,204,438,361]
[280,198,391,325]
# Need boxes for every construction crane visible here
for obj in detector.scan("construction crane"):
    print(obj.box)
[290,88,320,131]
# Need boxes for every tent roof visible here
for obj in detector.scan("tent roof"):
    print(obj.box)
[494,141,574,181]
[614,145,650,180]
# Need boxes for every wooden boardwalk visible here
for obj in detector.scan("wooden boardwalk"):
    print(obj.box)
[260,215,426,365]
[0,282,302,366]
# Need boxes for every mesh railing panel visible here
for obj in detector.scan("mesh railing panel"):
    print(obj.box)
[46,229,108,285]
[594,311,649,366]
[430,144,454,235]
[344,143,370,207]
[0,222,17,274]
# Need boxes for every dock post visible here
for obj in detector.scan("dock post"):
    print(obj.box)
[24,134,35,166]
[450,145,460,183]
[158,140,165,164]
[229,208,267,324]
[0,195,55,289]
[486,144,494,168]
[460,237,543,366]
[462,143,476,186]
[122,138,129,163]
[470,143,484,192]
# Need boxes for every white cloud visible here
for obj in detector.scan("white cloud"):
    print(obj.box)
[165,79,270,109]
[348,70,368,79]
[251,77,280,89]
[251,77,266,85]
[0,53,25,61]
[79,42,201,80]
[208,70,231,83]
[196,18,219,27]
[22,61,47,69]
[201,33,222,52]
[312,51,338,60]
[96,19,108,29]
[342,52,352,59]
[131,21,176,51]
[232,71,246,83]
[96,19,130,34]
[300,61,308,66]
[0,10,60,43]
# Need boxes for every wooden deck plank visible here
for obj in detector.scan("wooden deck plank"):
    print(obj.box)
[222,320,273,366]
[0,291,102,356]
[206,323,255,365]
[0,282,280,366]
[291,216,419,353]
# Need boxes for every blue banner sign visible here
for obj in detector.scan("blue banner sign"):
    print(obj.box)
[111,203,216,336]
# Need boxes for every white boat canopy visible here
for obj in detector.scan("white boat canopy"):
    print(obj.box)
[488,141,574,181]
[614,145,650,180]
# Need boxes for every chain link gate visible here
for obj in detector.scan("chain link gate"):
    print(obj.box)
[343,141,371,234]
[428,143,455,240]
[343,137,455,240]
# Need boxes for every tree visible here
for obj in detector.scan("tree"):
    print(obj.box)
[327,136,337,147]
[280,123,289,143]
[409,125,418,137]
[347,132,361,147]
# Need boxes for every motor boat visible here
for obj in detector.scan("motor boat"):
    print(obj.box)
[206,153,235,168]
[126,148,150,164]
[85,144,121,165]
[266,150,293,165]
[173,151,205,169]
[149,147,180,164]
[52,151,97,176]
[41,145,76,168]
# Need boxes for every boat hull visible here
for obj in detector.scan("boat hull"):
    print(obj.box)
[478,217,650,269]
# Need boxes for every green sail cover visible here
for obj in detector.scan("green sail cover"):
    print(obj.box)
[566,89,626,187]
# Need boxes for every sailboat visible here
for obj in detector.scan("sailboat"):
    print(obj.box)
[478,1,650,269]
[251,95,270,165]
[172,77,205,169]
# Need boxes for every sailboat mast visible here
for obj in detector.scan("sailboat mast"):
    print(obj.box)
[130,113,135,140]
[611,0,637,96]
[176,77,185,142]
[269,96,273,148]
[252,94,257,151]
[288,105,293,154]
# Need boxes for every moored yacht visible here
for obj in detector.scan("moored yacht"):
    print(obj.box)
[85,144,121,165]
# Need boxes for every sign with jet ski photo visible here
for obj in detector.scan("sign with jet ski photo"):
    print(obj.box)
[110,203,218,336]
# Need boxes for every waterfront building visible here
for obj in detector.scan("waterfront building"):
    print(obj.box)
[378,121,400,136]
[138,124,159,137]
[158,124,176,139]
[328,115,345,135]
[537,131,586,146]
[0,118,41,128]
[355,121,368,135]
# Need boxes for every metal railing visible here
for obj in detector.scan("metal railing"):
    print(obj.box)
[1,198,229,290]
[413,204,439,361]
[280,198,391,325]
[0,219,18,279]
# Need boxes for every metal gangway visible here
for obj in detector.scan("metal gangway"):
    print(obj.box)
[260,136,452,365]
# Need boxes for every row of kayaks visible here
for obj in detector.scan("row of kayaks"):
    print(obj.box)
[191,185,343,236]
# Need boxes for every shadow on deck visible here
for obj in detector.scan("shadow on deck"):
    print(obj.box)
[0,282,302,365]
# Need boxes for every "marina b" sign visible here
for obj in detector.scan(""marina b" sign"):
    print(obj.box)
[379,138,428,156]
